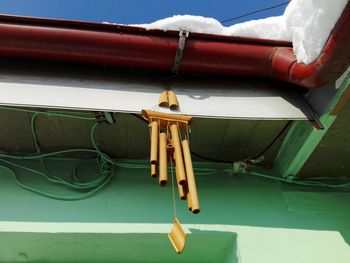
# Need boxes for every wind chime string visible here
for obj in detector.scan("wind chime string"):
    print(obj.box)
[176,122,182,142]
[186,123,190,142]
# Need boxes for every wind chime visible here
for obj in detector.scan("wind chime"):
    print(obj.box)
[141,90,200,254]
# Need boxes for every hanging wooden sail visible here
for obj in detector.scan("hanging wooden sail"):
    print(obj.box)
[168,218,186,254]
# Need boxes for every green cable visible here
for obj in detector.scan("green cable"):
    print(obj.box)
[89,123,229,173]
[31,112,48,172]
[0,158,110,190]
[248,171,350,188]
[0,106,95,120]
[64,123,350,188]
[89,123,150,169]
[0,164,113,201]
[0,106,114,200]
[0,105,348,200]
[0,148,98,160]
[28,112,110,190]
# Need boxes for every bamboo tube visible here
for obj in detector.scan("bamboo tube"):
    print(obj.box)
[170,123,186,185]
[159,91,169,107]
[182,139,200,214]
[159,132,168,186]
[150,120,158,164]
[175,161,187,200]
[179,184,187,200]
[187,192,192,211]
[142,110,193,124]
[168,218,186,254]
[151,163,157,178]
[177,183,186,200]
[168,90,179,110]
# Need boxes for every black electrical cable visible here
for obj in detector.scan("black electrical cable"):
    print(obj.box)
[252,120,292,159]
[220,1,290,24]
[131,113,292,163]
[190,151,231,163]
[131,113,147,123]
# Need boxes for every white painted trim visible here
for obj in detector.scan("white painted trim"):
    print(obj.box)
[0,68,310,120]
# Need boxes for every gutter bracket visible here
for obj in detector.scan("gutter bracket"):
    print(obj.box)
[302,99,325,130]
[171,29,190,74]
[310,112,324,130]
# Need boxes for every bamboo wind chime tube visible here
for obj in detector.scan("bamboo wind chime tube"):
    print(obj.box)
[170,123,186,185]
[187,192,192,211]
[175,159,187,200]
[159,132,168,186]
[182,139,200,214]
[168,91,179,110]
[150,120,158,165]
[151,163,157,178]
[159,91,169,107]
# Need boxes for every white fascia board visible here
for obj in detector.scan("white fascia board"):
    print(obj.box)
[0,66,310,120]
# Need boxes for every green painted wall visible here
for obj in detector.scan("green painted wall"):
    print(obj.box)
[0,232,237,263]
[0,159,349,262]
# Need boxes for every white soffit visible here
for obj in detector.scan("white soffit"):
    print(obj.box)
[0,65,311,120]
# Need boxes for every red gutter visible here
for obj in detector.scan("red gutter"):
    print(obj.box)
[271,2,350,88]
[0,2,349,89]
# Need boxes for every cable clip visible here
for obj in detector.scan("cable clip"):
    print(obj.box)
[233,156,265,173]
[233,161,248,173]
[94,111,116,125]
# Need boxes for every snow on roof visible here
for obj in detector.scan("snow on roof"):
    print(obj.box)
[131,0,348,64]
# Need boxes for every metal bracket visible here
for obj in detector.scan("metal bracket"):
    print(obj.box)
[304,101,325,130]
[171,29,190,74]
[310,112,324,130]
[300,95,325,130]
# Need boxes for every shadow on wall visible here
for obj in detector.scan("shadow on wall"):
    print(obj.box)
[0,232,238,263]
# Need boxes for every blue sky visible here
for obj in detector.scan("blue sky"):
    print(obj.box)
[0,0,288,25]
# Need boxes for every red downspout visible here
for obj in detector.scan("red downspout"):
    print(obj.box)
[271,1,350,88]
[0,2,348,89]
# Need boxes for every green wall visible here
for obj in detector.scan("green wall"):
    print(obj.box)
[1,232,237,263]
[0,159,349,262]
